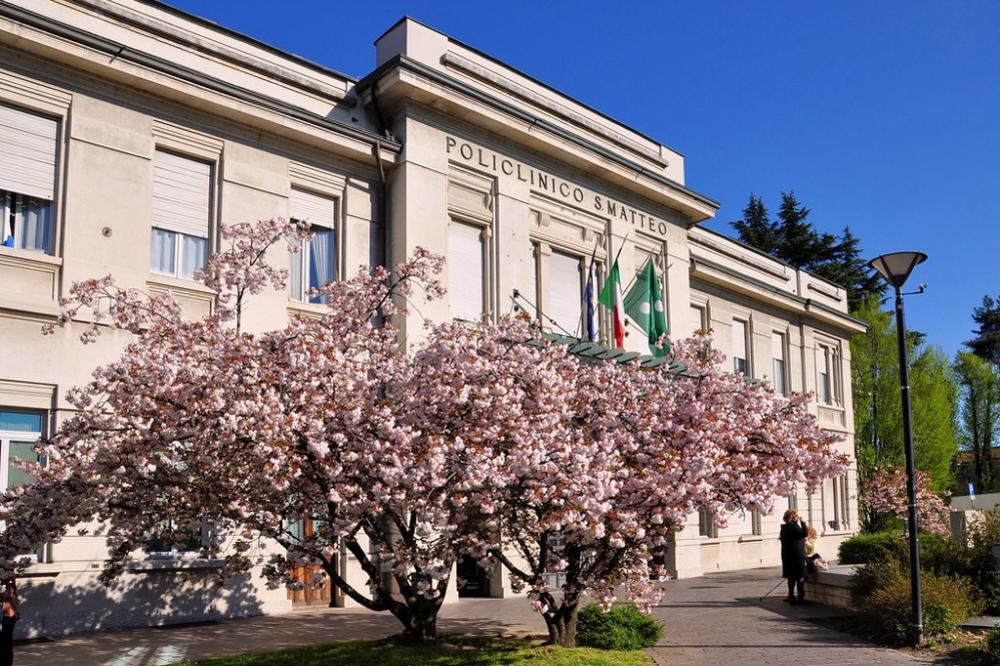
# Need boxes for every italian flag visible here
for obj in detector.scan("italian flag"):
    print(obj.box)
[598,260,626,348]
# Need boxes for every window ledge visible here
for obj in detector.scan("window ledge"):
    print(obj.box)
[146,276,216,300]
[288,300,328,318]
[738,536,765,543]
[0,246,61,269]
[127,557,225,573]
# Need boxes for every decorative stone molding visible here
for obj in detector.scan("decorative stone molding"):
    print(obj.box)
[0,68,71,116]
[0,378,56,410]
[0,247,61,303]
[289,161,347,198]
[689,230,791,281]
[441,51,669,169]
[448,164,494,223]
[152,118,223,160]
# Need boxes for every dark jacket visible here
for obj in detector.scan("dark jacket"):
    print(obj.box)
[779,520,808,579]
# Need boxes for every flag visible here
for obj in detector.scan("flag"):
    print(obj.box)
[624,258,669,356]
[582,247,597,341]
[598,260,625,348]
[1,213,12,247]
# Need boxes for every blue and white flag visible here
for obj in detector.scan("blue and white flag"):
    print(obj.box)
[582,245,598,341]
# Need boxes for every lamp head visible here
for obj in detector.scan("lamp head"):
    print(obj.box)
[868,251,927,289]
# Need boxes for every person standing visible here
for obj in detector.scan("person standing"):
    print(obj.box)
[779,510,809,605]
[0,578,18,666]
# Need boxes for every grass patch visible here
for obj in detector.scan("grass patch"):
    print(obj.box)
[177,636,654,666]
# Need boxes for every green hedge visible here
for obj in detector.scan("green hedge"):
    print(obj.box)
[577,602,664,651]
[838,531,902,565]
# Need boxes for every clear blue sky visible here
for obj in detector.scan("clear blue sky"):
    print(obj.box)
[166,0,999,357]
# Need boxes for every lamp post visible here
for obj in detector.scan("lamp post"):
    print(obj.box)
[868,251,927,646]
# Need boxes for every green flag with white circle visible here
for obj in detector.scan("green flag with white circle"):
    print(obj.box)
[624,258,669,356]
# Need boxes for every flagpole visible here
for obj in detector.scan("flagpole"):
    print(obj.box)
[577,240,600,342]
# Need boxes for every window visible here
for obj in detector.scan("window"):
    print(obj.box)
[289,188,337,304]
[0,103,58,254]
[816,342,842,405]
[690,304,707,334]
[752,510,762,536]
[0,410,44,561]
[732,319,749,375]
[0,410,43,491]
[787,490,798,512]
[145,517,206,556]
[546,250,584,337]
[447,220,485,321]
[151,150,211,279]
[772,331,788,395]
[698,509,717,538]
[541,531,567,589]
[829,474,850,531]
[527,242,540,321]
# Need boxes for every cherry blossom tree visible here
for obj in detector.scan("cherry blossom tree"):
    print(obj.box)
[0,219,849,646]
[409,324,848,646]
[859,467,950,536]
[0,219,480,640]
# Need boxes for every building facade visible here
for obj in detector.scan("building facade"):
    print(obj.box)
[0,1,864,637]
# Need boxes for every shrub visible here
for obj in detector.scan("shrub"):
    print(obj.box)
[850,557,906,608]
[577,602,664,651]
[921,527,1000,615]
[982,626,1000,665]
[860,569,980,645]
[839,531,904,565]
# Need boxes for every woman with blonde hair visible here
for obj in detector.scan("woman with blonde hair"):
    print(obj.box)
[779,509,809,604]
[805,525,829,572]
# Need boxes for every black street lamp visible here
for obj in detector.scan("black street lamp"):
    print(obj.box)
[868,250,927,646]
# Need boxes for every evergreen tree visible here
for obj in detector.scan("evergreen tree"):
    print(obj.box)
[968,295,1000,367]
[954,351,1000,493]
[730,194,778,255]
[729,192,882,309]
[809,228,883,307]
[775,192,824,268]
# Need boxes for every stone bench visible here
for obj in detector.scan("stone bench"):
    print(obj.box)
[807,564,857,609]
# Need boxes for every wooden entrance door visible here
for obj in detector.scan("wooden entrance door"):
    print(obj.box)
[287,518,335,607]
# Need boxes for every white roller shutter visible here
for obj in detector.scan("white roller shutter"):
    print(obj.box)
[448,221,484,321]
[290,188,335,229]
[152,150,211,238]
[0,103,57,200]
[546,250,582,336]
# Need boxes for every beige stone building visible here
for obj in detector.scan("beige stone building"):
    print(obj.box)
[0,1,865,637]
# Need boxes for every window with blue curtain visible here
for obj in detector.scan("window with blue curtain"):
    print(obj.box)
[289,188,337,304]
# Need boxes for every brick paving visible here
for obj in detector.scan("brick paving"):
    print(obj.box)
[13,566,920,665]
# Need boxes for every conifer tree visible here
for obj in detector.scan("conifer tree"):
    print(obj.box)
[968,295,1000,367]
[730,194,778,255]
[730,192,882,310]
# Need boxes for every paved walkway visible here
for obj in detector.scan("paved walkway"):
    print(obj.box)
[14,567,920,665]
[647,568,920,665]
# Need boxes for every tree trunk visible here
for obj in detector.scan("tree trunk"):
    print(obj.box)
[393,598,440,642]
[543,595,581,647]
